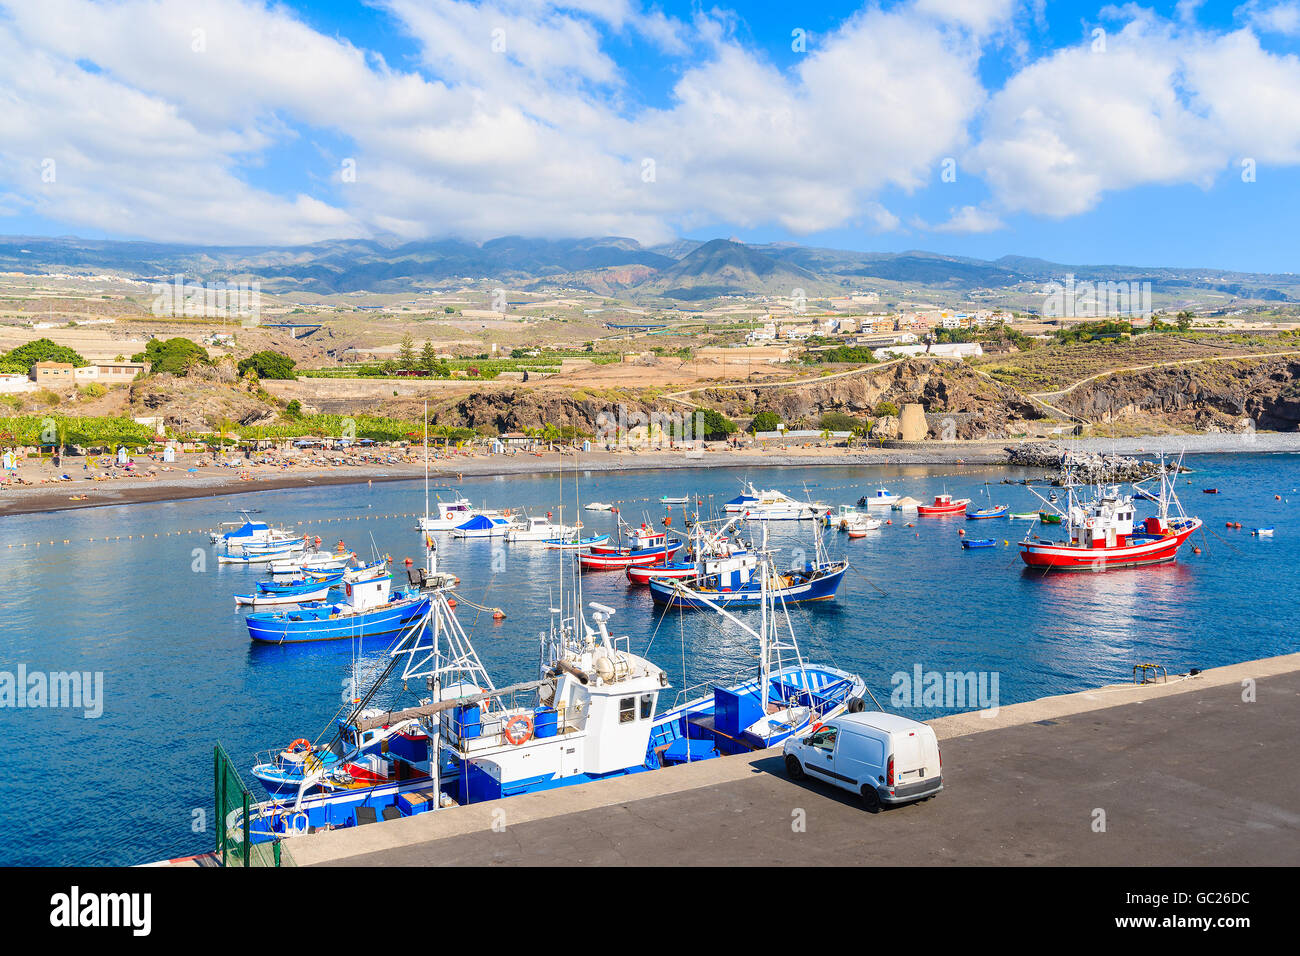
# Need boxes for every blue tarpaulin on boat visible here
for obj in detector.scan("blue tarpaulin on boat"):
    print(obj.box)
[726,495,757,506]
[454,515,495,531]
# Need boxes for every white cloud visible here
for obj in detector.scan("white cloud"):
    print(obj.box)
[1237,1,1300,35]
[929,205,1005,233]
[967,14,1300,217]
[0,0,1298,247]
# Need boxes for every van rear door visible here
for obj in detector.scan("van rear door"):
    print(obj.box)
[890,728,928,785]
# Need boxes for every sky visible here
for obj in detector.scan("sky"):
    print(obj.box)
[0,0,1298,271]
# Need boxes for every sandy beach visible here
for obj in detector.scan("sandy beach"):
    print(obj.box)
[3,433,1298,518]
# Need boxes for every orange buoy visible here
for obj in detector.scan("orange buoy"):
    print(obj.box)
[885,519,892,525]
[1225,522,1233,528]
[1192,547,1201,554]
[958,528,966,536]
[447,598,457,607]
[404,557,413,566]
[1234,522,1242,529]
[492,609,506,621]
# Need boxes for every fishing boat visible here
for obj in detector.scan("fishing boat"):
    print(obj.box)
[1018,455,1202,572]
[218,544,301,565]
[234,571,345,607]
[860,486,898,507]
[916,493,971,516]
[844,513,883,538]
[579,524,682,570]
[961,538,997,549]
[723,481,829,521]
[626,515,749,584]
[505,515,580,542]
[237,560,675,839]
[544,533,611,550]
[584,501,614,511]
[1009,512,1039,520]
[1252,527,1275,536]
[268,548,356,575]
[245,572,431,644]
[965,504,1009,519]
[210,513,293,548]
[659,494,691,505]
[449,513,518,539]
[649,525,845,608]
[828,504,867,530]
[1038,512,1062,524]
[649,547,867,764]
[250,715,429,798]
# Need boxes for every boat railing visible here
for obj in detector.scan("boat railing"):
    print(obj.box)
[669,670,756,712]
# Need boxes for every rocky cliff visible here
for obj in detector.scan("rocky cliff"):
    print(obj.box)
[1057,357,1300,432]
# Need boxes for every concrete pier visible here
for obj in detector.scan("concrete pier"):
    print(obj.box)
[285,653,1300,866]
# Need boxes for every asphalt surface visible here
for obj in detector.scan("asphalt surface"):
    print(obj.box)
[315,669,1300,866]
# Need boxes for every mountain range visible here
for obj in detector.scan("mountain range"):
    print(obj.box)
[0,234,1295,306]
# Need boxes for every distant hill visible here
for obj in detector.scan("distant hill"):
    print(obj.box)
[0,233,1295,305]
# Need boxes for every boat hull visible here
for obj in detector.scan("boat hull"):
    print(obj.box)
[648,563,847,607]
[1018,519,1201,572]
[246,596,431,643]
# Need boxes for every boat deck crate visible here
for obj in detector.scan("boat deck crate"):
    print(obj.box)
[713,686,762,738]
[398,792,434,815]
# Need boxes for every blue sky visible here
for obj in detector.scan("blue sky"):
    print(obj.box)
[1,0,1298,271]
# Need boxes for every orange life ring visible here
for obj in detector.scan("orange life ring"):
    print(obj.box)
[287,738,311,754]
[503,713,534,746]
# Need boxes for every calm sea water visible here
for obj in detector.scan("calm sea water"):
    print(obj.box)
[1,455,1295,865]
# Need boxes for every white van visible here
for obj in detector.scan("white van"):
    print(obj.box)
[782,711,942,808]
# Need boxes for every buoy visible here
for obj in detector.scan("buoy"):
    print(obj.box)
[1192,547,1201,554]
[492,609,506,621]
[448,598,457,607]
[1275,495,1282,500]
[958,528,966,536]
[1234,522,1242,529]
[885,519,891,525]
[1225,522,1233,528]
[403,557,413,566]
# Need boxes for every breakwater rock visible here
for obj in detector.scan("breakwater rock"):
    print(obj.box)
[1004,442,1168,482]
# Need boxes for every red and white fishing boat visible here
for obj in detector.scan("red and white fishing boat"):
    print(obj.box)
[626,515,749,584]
[579,522,682,571]
[1019,456,1201,572]
[917,493,971,516]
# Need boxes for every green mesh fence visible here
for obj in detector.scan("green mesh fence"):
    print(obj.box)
[214,743,294,867]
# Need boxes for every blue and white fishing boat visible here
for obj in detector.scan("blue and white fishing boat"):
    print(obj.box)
[965,504,1009,519]
[961,538,997,549]
[649,547,867,764]
[544,532,610,549]
[861,485,899,507]
[647,526,845,608]
[245,571,430,644]
[236,548,675,841]
[234,571,344,607]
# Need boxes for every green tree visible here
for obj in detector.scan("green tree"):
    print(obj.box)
[284,400,302,419]
[0,338,88,373]
[818,411,862,433]
[133,337,208,375]
[696,408,737,441]
[750,410,781,433]
[874,400,900,418]
[397,335,417,370]
[237,351,297,380]
[420,341,439,374]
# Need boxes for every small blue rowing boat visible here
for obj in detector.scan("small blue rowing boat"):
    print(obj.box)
[965,504,1009,519]
[961,538,997,549]
[543,533,610,549]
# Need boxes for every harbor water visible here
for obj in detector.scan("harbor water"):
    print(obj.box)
[0,455,1295,865]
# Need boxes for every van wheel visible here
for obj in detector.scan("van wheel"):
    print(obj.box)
[861,786,881,810]
[785,755,805,780]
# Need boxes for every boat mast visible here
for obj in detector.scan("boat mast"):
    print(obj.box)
[759,526,770,718]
